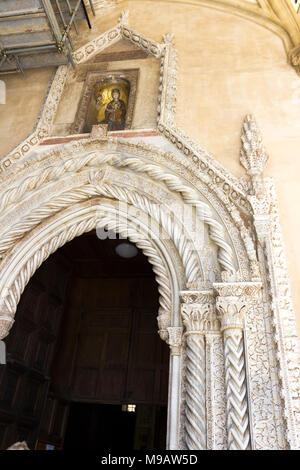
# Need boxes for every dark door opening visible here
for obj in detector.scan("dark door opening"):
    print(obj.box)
[63,402,167,450]
[0,232,169,450]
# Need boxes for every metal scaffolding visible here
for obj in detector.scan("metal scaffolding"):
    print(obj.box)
[0,0,95,74]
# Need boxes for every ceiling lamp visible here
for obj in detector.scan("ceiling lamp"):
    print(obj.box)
[115,242,138,259]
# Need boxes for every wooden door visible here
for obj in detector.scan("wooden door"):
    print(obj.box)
[52,276,169,405]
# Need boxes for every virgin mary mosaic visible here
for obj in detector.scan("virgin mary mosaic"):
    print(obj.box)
[72,71,138,134]
[95,84,128,131]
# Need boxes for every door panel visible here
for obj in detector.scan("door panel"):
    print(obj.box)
[56,277,169,405]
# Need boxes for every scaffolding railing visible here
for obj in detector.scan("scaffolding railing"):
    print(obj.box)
[0,0,95,74]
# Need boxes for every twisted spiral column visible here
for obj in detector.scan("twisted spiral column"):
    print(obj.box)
[222,328,249,450]
[180,290,220,450]
[184,332,206,450]
[214,281,261,450]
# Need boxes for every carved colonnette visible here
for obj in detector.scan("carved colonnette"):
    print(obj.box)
[180,289,227,450]
[167,327,184,449]
[214,278,262,450]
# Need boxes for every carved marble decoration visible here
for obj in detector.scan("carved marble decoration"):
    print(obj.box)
[90,124,108,139]
[167,326,183,449]
[239,117,300,449]
[180,301,207,450]
[180,289,227,450]
[255,179,300,449]
[0,9,299,452]
[0,65,68,173]
[240,114,269,179]
[0,202,178,345]
[0,316,14,340]
[167,327,183,356]
[0,147,236,277]
[240,115,271,245]
[214,281,261,450]
[180,290,218,450]
[205,333,227,449]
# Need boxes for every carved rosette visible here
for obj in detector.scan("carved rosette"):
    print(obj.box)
[214,281,262,450]
[180,290,220,450]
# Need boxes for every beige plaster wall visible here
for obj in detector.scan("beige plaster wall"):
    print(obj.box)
[0,1,300,336]
[0,67,54,157]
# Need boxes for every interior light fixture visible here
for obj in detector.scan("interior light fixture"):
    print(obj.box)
[122,404,136,412]
[115,242,138,259]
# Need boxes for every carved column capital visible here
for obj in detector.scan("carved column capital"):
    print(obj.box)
[167,327,183,356]
[213,282,261,332]
[215,297,247,331]
[180,290,219,334]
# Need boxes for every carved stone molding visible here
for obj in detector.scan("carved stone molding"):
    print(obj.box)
[240,115,300,448]
[0,201,179,343]
[214,281,262,299]
[260,179,300,448]
[0,147,237,276]
[182,285,229,449]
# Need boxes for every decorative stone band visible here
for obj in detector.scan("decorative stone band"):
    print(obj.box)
[214,281,262,450]
[180,289,219,450]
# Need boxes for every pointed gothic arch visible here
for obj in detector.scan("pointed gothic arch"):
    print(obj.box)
[0,12,299,451]
[0,139,249,450]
